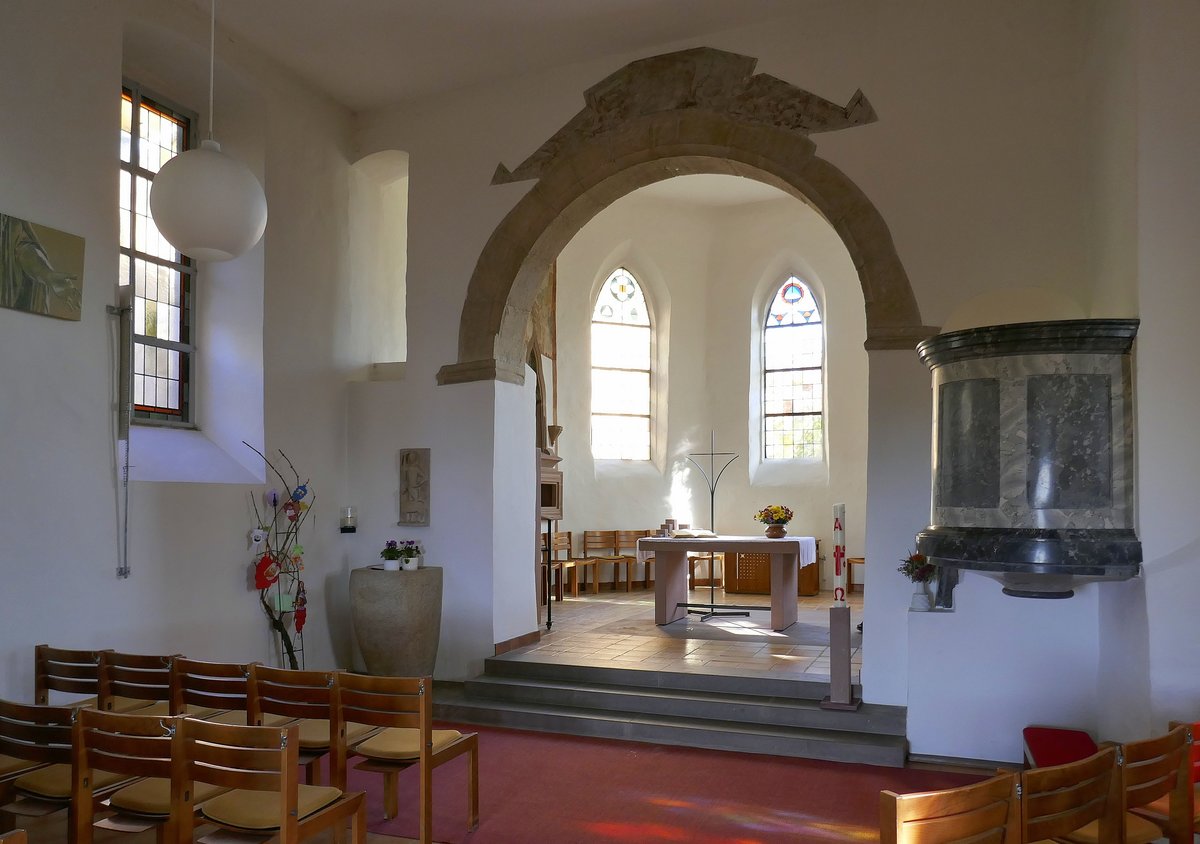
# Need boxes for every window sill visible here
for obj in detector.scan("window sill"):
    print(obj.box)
[129,426,263,484]
[750,456,826,487]
[594,459,661,480]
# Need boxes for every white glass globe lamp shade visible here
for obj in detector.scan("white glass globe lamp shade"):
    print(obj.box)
[150,139,267,262]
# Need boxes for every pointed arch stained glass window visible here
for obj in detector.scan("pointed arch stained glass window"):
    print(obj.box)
[763,276,824,459]
[591,268,651,460]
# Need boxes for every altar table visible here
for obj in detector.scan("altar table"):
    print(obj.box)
[637,535,818,631]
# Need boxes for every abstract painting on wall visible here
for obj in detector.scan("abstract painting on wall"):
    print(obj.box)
[1,212,85,321]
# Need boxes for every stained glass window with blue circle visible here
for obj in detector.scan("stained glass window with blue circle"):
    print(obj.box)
[763,276,824,460]
[591,268,652,460]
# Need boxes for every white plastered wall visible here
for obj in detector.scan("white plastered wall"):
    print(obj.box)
[1134,0,1200,727]
[0,0,357,697]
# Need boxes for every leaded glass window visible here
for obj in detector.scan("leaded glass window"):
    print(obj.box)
[591,268,651,460]
[763,276,824,459]
[119,84,196,423]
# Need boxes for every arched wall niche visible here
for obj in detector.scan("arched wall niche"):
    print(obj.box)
[438,47,937,386]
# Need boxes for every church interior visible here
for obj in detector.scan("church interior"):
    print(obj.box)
[2,0,1198,840]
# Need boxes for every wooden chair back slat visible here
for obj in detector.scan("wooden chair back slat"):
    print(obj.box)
[1168,720,1200,783]
[0,720,74,748]
[549,531,572,555]
[1022,746,1120,842]
[75,709,181,781]
[34,645,108,704]
[1123,725,1188,810]
[184,719,294,782]
[249,665,337,721]
[0,699,75,764]
[189,741,285,778]
[171,658,253,714]
[582,530,619,556]
[881,772,1019,844]
[614,530,644,551]
[98,652,176,708]
[339,680,423,729]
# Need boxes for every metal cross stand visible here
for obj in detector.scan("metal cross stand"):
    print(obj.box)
[684,431,748,622]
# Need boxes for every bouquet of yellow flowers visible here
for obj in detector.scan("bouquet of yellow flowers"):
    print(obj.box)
[754,504,794,525]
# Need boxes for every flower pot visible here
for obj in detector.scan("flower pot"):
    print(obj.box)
[764,523,787,539]
[910,580,933,611]
[382,557,400,571]
[401,556,419,572]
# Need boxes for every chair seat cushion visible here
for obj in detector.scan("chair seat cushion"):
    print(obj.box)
[0,754,39,777]
[201,784,342,829]
[1059,812,1164,844]
[297,718,374,749]
[103,699,172,717]
[182,705,224,720]
[109,777,227,815]
[1131,782,1200,824]
[15,764,128,799]
[354,728,463,761]
[1022,726,1098,767]
[205,709,292,728]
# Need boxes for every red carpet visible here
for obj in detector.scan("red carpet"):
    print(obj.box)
[346,723,982,843]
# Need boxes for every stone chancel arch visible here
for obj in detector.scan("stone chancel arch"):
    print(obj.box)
[438,47,936,386]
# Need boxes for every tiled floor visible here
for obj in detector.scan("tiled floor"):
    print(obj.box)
[510,586,864,681]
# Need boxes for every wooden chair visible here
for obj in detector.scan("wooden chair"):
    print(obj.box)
[1020,746,1122,843]
[582,530,629,591]
[182,718,366,843]
[33,645,110,708]
[880,771,1019,843]
[616,530,654,589]
[0,699,130,833]
[169,657,289,726]
[70,709,194,843]
[1101,724,1193,844]
[98,651,179,717]
[546,530,599,598]
[247,665,373,786]
[1131,721,1199,834]
[337,672,478,844]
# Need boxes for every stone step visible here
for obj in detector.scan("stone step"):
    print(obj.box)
[462,674,905,736]
[483,654,852,701]
[435,685,907,767]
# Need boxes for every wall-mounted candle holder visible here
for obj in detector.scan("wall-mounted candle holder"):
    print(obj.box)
[340,506,357,534]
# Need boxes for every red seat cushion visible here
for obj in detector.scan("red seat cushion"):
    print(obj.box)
[1023,726,1099,767]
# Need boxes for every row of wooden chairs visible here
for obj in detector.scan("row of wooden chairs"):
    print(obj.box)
[881,723,1196,843]
[543,529,659,598]
[2,646,478,843]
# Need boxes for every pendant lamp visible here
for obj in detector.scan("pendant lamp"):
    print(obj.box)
[151,0,267,262]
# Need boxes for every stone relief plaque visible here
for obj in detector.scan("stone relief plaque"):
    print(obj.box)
[398,448,430,526]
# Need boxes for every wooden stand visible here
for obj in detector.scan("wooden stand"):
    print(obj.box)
[821,604,861,711]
